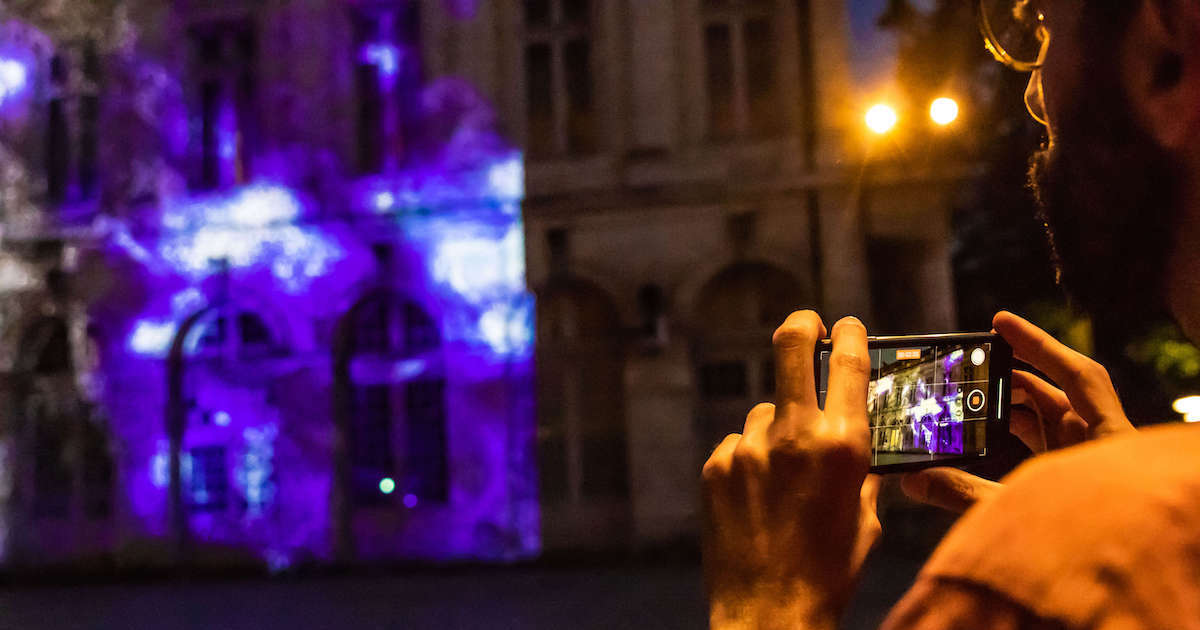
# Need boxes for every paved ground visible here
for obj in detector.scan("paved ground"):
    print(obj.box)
[0,547,931,630]
[0,566,703,630]
[0,495,952,630]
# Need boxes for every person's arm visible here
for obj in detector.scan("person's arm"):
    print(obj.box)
[901,311,1135,512]
[701,312,880,630]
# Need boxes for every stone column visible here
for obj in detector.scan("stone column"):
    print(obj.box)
[623,341,700,546]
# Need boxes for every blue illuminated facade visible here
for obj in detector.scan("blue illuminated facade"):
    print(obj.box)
[0,4,536,568]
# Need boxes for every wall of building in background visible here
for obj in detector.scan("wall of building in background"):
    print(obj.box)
[511,0,964,551]
[0,0,536,570]
[0,0,971,567]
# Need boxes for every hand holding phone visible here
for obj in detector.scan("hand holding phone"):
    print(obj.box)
[900,312,1137,512]
[816,333,1013,473]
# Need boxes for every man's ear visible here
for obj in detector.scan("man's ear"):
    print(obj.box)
[1122,0,1200,151]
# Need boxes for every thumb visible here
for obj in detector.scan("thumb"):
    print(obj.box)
[900,468,1003,514]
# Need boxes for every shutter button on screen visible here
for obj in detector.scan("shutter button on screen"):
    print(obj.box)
[966,389,986,412]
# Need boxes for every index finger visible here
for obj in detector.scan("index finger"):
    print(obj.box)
[771,310,826,416]
[823,316,871,425]
[992,311,1126,430]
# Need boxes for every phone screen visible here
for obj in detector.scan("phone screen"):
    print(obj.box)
[816,335,1009,471]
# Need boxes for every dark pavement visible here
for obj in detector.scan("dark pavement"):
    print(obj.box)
[0,548,929,630]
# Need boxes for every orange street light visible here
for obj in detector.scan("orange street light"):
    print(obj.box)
[865,104,898,134]
[930,97,960,126]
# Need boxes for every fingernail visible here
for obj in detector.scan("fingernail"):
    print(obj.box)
[833,316,863,332]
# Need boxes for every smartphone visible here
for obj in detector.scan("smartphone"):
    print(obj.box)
[815,333,1012,474]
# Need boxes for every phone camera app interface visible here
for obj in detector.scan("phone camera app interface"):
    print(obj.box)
[819,343,992,466]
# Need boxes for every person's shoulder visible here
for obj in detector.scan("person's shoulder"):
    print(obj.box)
[1006,422,1200,489]
[918,423,1200,629]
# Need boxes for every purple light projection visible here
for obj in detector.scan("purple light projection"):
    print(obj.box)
[0,20,45,119]
[906,348,968,455]
[0,11,536,569]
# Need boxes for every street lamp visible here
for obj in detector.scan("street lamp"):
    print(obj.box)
[865,103,898,135]
[930,97,960,126]
[1172,395,1200,422]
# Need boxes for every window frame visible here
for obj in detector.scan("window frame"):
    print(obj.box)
[522,0,598,157]
[700,0,783,141]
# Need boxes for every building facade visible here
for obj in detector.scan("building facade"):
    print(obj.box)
[0,0,969,567]
[511,0,964,550]
[0,0,536,569]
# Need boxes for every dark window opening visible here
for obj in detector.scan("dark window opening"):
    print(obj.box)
[403,379,448,502]
[525,0,552,26]
[190,20,258,190]
[46,96,70,203]
[352,295,439,355]
[199,81,221,190]
[354,296,391,353]
[188,445,228,512]
[356,63,384,173]
[761,357,776,397]
[33,423,70,518]
[562,0,590,26]
[351,385,395,505]
[238,312,273,347]
[700,361,749,399]
[79,94,99,198]
[525,43,554,157]
[745,18,780,137]
[22,317,72,375]
[536,370,568,504]
[581,434,628,498]
[195,32,221,64]
[564,38,595,153]
[82,421,113,519]
[195,314,227,354]
[538,433,568,503]
[403,303,440,353]
[193,310,279,357]
[705,24,735,140]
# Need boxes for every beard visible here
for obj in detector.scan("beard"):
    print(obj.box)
[1026,72,1180,324]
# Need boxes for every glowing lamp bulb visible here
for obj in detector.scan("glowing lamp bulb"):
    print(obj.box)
[1172,395,1200,422]
[930,97,960,126]
[379,477,396,494]
[865,104,898,135]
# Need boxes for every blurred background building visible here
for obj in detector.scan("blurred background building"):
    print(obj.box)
[519,0,965,552]
[3,2,1200,629]
[1,0,1193,582]
[0,0,536,570]
[0,0,983,570]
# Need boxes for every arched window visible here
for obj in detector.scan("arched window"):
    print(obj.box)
[342,293,447,507]
[536,278,628,506]
[173,306,285,515]
[694,262,806,446]
[188,308,282,360]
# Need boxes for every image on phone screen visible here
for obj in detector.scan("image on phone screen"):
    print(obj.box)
[817,338,1006,469]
